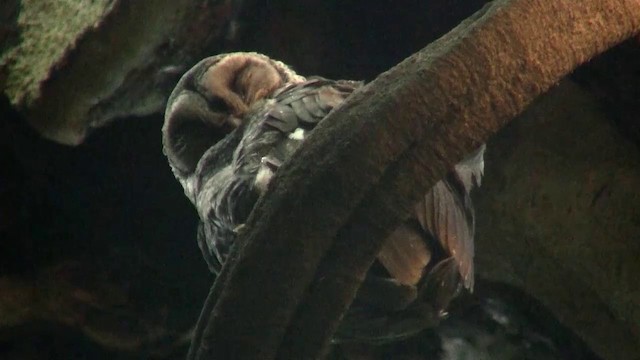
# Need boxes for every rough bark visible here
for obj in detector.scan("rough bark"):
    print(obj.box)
[193,1,640,359]
[1,0,240,145]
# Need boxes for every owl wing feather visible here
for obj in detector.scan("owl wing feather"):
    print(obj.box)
[375,146,485,292]
[343,146,484,343]
[418,145,485,290]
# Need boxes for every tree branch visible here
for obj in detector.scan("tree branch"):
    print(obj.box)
[194,0,640,358]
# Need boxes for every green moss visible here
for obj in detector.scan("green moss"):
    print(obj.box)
[2,0,220,144]
[2,0,115,106]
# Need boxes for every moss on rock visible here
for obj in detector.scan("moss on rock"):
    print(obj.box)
[2,0,116,106]
[2,0,234,145]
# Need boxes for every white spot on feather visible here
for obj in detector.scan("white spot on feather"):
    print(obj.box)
[288,128,305,140]
[254,164,274,194]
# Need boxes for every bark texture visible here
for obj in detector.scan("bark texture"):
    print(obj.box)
[194,0,640,359]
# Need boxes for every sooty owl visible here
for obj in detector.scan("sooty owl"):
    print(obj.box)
[162,52,485,343]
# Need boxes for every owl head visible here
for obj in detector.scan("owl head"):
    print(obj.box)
[162,52,305,180]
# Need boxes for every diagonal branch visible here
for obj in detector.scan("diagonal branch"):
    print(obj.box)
[193,0,640,359]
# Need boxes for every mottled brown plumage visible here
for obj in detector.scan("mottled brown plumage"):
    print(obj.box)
[162,52,484,344]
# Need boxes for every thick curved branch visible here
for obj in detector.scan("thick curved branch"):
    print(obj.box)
[195,0,640,359]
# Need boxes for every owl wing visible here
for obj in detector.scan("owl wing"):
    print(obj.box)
[239,78,362,194]
[339,146,485,343]
[195,78,362,274]
[263,79,359,162]
[377,145,485,291]
[418,144,485,290]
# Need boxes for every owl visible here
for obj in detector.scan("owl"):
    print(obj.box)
[162,52,485,343]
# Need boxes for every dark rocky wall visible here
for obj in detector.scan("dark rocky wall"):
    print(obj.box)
[1,98,210,358]
[476,80,640,359]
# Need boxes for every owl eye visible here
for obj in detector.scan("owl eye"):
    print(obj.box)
[207,96,231,114]
[163,90,237,177]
